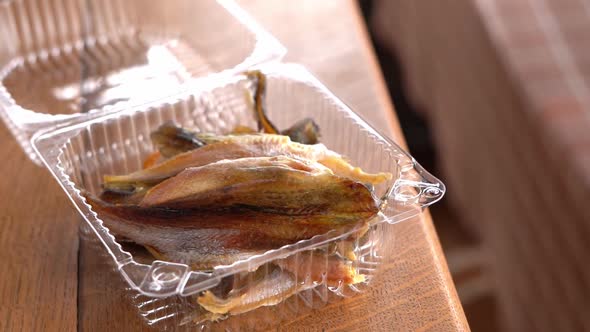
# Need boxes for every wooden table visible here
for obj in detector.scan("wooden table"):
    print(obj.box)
[0,1,468,331]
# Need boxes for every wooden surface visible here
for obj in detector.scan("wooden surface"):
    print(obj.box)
[0,130,79,331]
[0,1,468,331]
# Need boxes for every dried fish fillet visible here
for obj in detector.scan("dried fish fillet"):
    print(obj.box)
[319,155,392,185]
[140,156,379,216]
[86,195,374,269]
[276,251,365,287]
[198,266,306,316]
[197,252,364,316]
[94,154,382,270]
[103,134,391,193]
[104,135,276,193]
[142,151,162,169]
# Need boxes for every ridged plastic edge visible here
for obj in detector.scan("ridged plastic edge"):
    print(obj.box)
[0,0,286,165]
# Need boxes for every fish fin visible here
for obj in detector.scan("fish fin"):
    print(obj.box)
[244,70,279,134]
[281,118,321,144]
[319,156,393,185]
[150,122,206,158]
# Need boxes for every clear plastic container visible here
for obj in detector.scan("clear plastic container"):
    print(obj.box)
[32,64,445,330]
[0,0,285,163]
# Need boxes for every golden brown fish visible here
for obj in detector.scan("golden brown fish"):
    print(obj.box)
[150,121,207,158]
[103,134,392,193]
[88,157,378,269]
[197,265,306,316]
[139,156,378,216]
[281,118,320,145]
[246,70,321,144]
[196,252,364,317]
[86,195,373,269]
[275,251,365,287]
[245,70,279,135]
[142,150,163,169]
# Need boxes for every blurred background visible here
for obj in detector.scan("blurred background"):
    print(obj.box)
[361,0,590,331]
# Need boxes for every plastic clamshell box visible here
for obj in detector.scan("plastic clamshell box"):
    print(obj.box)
[32,63,445,330]
[0,0,285,163]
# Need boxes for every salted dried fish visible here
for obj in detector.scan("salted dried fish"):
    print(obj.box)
[86,196,374,269]
[281,118,320,145]
[246,70,321,144]
[140,156,379,217]
[245,70,279,134]
[91,156,380,269]
[103,134,391,193]
[197,251,364,316]
[99,189,146,206]
[276,251,364,287]
[93,157,378,266]
[103,135,274,193]
[142,151,162,169]
[230,125,257,134]
[150,121,207,158]
[198,265,306,316]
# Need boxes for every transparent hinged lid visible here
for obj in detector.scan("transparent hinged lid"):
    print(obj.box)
[32,63,445,298]
[0,0,285,163]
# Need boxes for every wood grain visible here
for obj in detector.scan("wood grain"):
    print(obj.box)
[0,0,468,331]
[0,124,79,332]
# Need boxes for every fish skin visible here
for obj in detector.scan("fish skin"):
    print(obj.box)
[196,252,364,316]
[197,266,303,315]
[245,71,321,145]
[319,155,393,185]
[142,151,162,169]
[85,195,374,269]
[244,70,279,135]
[103,134,391,193]
[150,122,206,158]
[103,137,269,191]
[281,117,320,145]
[139,156,379,217]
